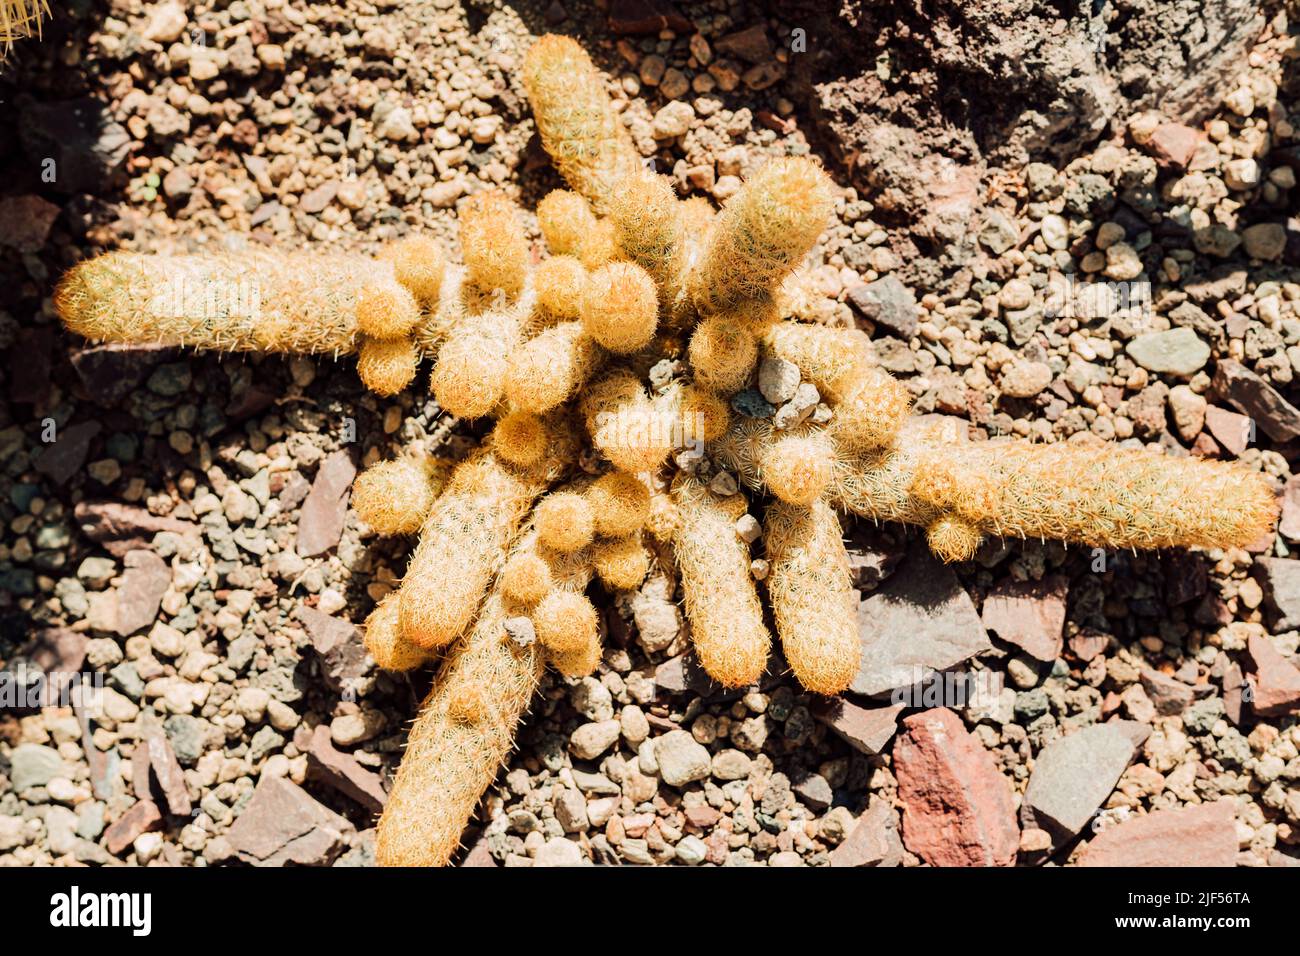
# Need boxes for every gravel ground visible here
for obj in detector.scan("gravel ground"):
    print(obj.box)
[1,0,1300,867]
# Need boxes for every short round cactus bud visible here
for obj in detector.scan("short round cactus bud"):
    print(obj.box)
[459,190,529,298]
[537,190,598,257]
[535,491,596,552]
[593,534,651,591]
[760,431,834,506]
[353,455,448,536]
[357,336,420,396]
[494,411,552,469]
[926,517,984,564]
[363,592,428,672]
[500,553,552,607]
[588,470,650,537]
[356,281,422,341]
[388,236,446,308]
[506,321,603,414]
[534,255,588,323]
[689,314,758,394]
[532,589,599,653]
[581,262,658,354]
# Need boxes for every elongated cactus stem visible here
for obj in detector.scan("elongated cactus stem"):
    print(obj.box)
[671,478,771,687]
[522,35,640,214]
[764,500,860,695]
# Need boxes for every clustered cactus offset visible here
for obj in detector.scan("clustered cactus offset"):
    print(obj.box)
[54,35,1280,867]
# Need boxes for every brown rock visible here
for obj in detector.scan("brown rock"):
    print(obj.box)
[104,800,163,855]
[225,776,355,866]
[1279,475,1300,541]
[1139,668,1197,716]
[606,0,692,35]
[459,837,498,867]
[1069,629,1109,662]
[1213,360,1300,442]
[10,327,53,404]
[298,181,338,214]
[296,450,356,557]
[70,344,175,406]
[684,805,721,829]
[114,550,171,636]
[980,575,1068,662]
[1223,661,1246,725]
[1203,404,1254,455]
[34,421,102,485]
[306,725,387,813]
[131,742,153,801]
[74,501,199,558]
[0,194,60,252]
[297,606,368,692]
[1145,123,1205,169]
[830,800,903,867]
[852,539,991,697]
[20,627,87,675]
[1247,632,1300,716]
[139,714,192,816]
[811,698,904,755]
[1078,800,1237,867]
[713,24,771,64]
[893,708,1018,866]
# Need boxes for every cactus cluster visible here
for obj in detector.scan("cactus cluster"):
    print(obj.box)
[54,35,1280,867]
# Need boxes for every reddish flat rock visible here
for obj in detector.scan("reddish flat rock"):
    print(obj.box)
[893,708,1019,866]
[830,800,903,867]
[114,550,171,637]
[306,725,387,813]
[1145,123,1204,169]
[1078,800,1237,867]
[980,575,1068,662]
[74,500,199,557]
[811,698,904,755]
[1247,632,1300,716]
[296,450,356,557]
[225,776,355,866]
[104,800,162,855]
[140,715,192,816]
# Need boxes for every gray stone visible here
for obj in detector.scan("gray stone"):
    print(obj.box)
[1024,723,1136,843]
[35,422,102,486]
[1125,327,1210,376]
[569,720,620,761]
[830,799,904,867]
[534,838,584,867]
[792,773,833,811]
[655,730,711,786]
[1253,557,1300,631]
[978,210,1020,254]
[811,698,903,755]
[730,388,775,419]
[9,744,64,792]
[554,790,589,833]
[162,714,205,766]
[851,540,991,697]
[847,275,919,339]
[757,357,801,405]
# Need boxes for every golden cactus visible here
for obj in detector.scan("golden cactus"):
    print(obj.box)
[53,33,1281,869]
